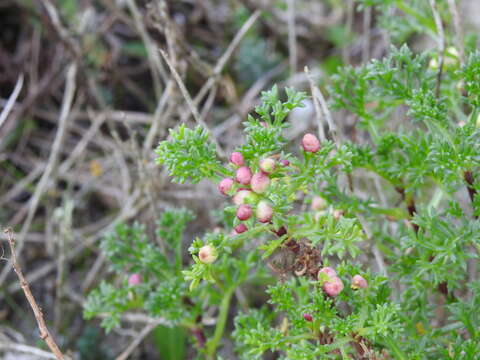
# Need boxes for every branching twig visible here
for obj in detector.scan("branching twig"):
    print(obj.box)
[159,49,225,158]
[4,229,66,360]
[362,7,372,63]
[0,341,57,359]
[304,66,340,146]
[180,10,261,124]
[0,74,24,130]
[429,0,446,98]
[115,319,163,360]
[447,0,464,64]
[125,0,166,98]
[304,67,326,142]
[0,63,77,285]
[286,0,297,75]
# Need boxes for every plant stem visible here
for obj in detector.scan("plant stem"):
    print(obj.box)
[206,286,235,359]
[384,336,407,360]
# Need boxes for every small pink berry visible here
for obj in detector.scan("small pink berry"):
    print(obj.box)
[280,159,290,166]
[351,275,368,289]
[230,152,245,166]
[256,200,273,223]
[234,223,248,234]
[311,196,327,211]
[318,267,337,282]
[301,133,320,153]
[233,189,250,205]
[323,276,344,297]
[236,166,252,185]
[198,245,218,264]
[128,273,142,286]
[259,158,276,174]
[303,313,313,322]
[237,204,252,221]
[218,178,234,196]
[333,209,344,220]
[251,172,270,193]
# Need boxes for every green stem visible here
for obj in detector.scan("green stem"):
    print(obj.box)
[206,286,235,359]
[384,336,407,360]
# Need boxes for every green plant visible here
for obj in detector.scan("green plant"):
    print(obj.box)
[84,3,480,358]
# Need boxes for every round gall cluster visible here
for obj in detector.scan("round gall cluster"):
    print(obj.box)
[318,267,368,297]
[213,133,323,258]
[218,151,288,235]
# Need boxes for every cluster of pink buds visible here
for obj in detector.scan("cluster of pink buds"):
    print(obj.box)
[318,267,344,297]
[318,267,369,297]
[217,151,280,234]
[217,134,322,238]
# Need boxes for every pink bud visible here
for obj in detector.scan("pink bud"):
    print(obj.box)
[218,178,234,196]
[351,275,368,289]
[128,273,142,286]
[256,200,273,223]
[333,209,343,220]
[311,196,327,211]
[236,166,252,185]
[259,158,276,173]
[301,133,320,153]
[280,159,290,166]
[237,204,252,221]
[318,267,337,282]
[230,152,245,166]
[323,276,344,297]
[233,189,252,205]
[234,223,248,234]
[198,245,218,264]
[303,313,313,322]
[251,172,270,193]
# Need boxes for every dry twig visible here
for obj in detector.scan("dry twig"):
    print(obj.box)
[0,74,24,130]
[0,63,78,285]
[286,0,297,75]
[115,319,164,360]
[4,229,67,360]
[429,0,446,98]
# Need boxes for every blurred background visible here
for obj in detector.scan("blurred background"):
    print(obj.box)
[0,0,479,359]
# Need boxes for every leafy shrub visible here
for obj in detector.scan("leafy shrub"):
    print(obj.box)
[84,3,480,359]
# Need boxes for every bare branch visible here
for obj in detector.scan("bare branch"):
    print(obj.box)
[0,63,78,285]
[304,66,340,146]
[159,49,225,158]
[286,0,297,75]
[115,320,163,360]
[4,229,67,360]
[0,74,23,130]
[429,0,446,98]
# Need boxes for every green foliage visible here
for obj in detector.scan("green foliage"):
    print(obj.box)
[462,51,480,109]
[239,85,307,159]
[155,125,225,183]
[84,209,198,333]
[87,4,480,354]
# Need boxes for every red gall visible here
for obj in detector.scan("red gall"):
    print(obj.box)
[251,172,270,193]
[301,133,320,153]
[236,166,252,185]
[218,178,234,196]
[230,152,245,166]
[198,245,218,264]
